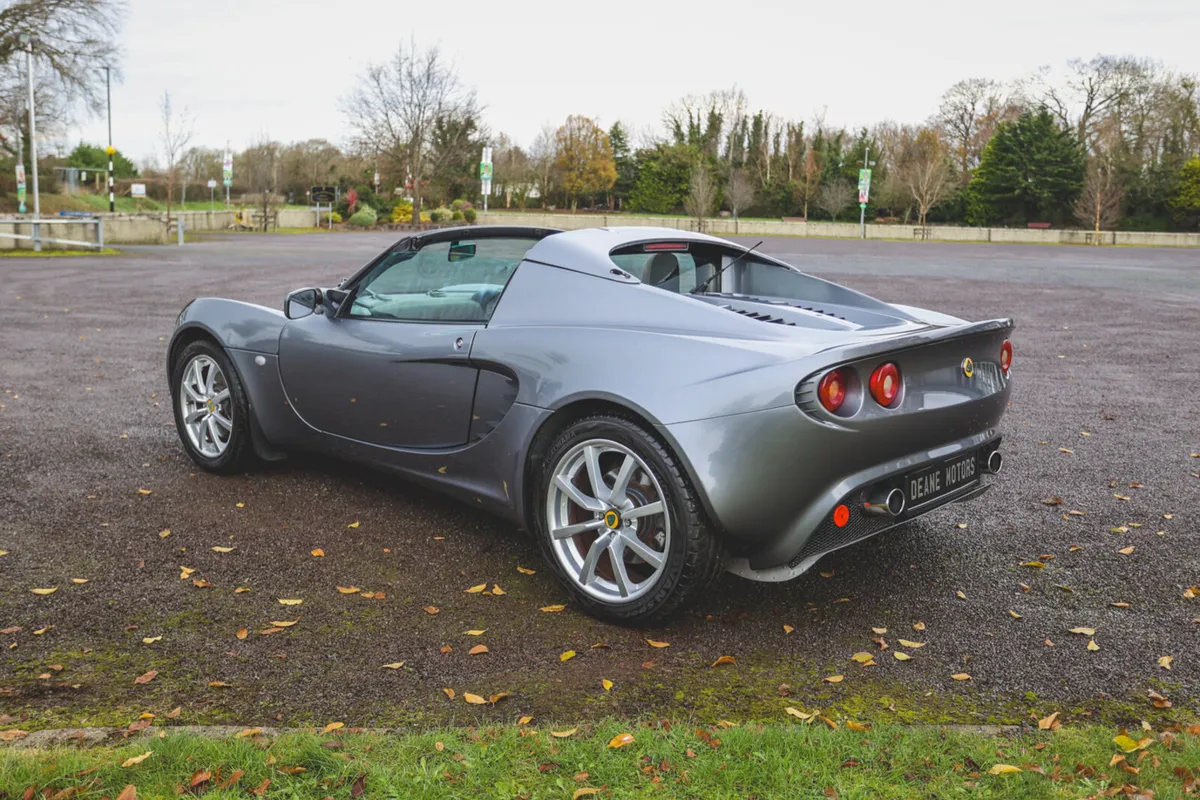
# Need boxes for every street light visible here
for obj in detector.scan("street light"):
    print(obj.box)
[20,33,41,251]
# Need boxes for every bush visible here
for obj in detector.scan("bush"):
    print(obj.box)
[347,206,377,227]
[451,210,464,221]
[391,201,413,223]
[462,208,477,224]
[450,199,474,212]
[330,211,342,224]
[429,207,453,223]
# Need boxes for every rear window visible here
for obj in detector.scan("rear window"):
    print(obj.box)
[610,244,719,294]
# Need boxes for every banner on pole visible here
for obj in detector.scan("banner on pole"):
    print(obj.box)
[15,164,26,213]
[222,152,233,187]
[857,168,872,204]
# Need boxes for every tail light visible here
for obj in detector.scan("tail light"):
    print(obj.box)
[817,369,847,412]
[1000,340,1013,376]
[869,362,901,407]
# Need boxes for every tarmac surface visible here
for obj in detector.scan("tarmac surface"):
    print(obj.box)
[1,232,1198,730]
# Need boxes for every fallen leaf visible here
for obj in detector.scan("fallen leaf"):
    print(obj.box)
[269,620,298,627]
[321,722,344,734]
[278,598,303,606]
[116,786,137,800]
[1158,655,1174,670]
[1114,493,1131,501]
[913,621,926,631]
[133,670,158,685]
[141,636,162,644]
[1118,546,1135,555]
[1058,448,1073,454]
[33,625,54,635]
[897,639,925,649]
[491,584,505,595]
[1038,711,1060,730]
[573,789,599,799]
[212,546,234,553]
[1068,627,1096,636]
[711,655,737,667]
[647,639,670,648]
[783,624,794,634]
[30,587,58,596]
[850,652,875,664]
[1111,602,1130,608]
[1021,561,1045,569]
[602,679,614,691]
[158,529,171,538]
[0,730,29,743]
[235,628,248,640]
[382,662,405,669]
[955,590,967,600]
[516,566,536,575]
[208,681,232,688]
[122,751,152,767]
[423,605,440,614]
[539,604,566,613]
[823,675,844,683]
[955,522,968,529]
[1087,638,1100,651]
[192,578,213,588]
[894,652,912,661]
[137,489,152,495]
[463,693,486,705]
[465,583,486,593]
[518,715,533,724]
[551,728,578,738]
[951,673,972,681]
[72,578,89,584]
[871,626,887,635]
[819,570,835,578]
[463,629,486,636]
[470,645,489,656]
[607,732,635,748]
[337,586,361,594]
[166,707,181,719]
[440,644,452,653]
[989,764,1022,775]
[235,728,262,738]
[1113,734,1153,753]
[560,649,576,662]
[234,587,250,594]
[1009,610,1022,619]
[441,688,455,700]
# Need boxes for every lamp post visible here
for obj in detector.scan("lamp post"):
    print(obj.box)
[104,65,114,212]
[21,34,41,251]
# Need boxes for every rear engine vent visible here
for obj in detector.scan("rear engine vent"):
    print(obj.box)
[720,305,796,326]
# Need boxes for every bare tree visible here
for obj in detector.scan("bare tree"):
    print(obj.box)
[1074,158,1123,239]
[240,134,281,232]
[340,40,477,223]
[815,180,855,222]
[159,91,193,221]
[937,77,1013,185]
[1036,56,1156,146]
[529,123,558,209]
[684,160,717,232]
[895,127,954,237]
[726,167,755,219]
[0,0,123,111]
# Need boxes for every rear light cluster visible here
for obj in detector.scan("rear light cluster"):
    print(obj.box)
[1000,339,1013,376]
[816,362,903,414]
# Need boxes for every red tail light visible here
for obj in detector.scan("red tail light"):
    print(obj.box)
[1000,340,1013,376]
[869,362,901,407]
[817,369,847,412]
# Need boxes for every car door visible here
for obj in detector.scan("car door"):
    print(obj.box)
[277,235,525,450]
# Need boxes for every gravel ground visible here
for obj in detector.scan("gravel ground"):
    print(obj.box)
[1,233,1198,730]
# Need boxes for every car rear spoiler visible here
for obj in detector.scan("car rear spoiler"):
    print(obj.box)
[815,318,1015,365]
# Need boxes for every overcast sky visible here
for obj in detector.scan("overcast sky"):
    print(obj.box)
[67,0,1200,165]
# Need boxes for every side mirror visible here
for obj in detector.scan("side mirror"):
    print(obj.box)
[284,288,323,319]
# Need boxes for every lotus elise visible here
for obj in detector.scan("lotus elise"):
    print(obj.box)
[169,225,1013,623]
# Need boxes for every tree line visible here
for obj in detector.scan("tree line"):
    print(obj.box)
[1,1,1198,232]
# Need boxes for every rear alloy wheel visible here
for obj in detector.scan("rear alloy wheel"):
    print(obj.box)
[534,415,723,624]
[171,340,253,474]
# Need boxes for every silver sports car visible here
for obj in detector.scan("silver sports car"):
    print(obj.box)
[169,225,1013,623]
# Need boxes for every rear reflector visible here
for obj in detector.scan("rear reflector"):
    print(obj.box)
[817,369,847,413]
[833,504,850,528]
[644,242,689,252]
[1000,340,1013,376]
[869,362,901,407]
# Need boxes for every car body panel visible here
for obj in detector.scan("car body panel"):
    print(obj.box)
[168,225,1014,575]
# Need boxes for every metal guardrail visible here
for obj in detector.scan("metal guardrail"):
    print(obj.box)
[0,216,105,250]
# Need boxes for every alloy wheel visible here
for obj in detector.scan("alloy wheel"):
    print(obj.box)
[178,354,233,458]
[545,439,671,603]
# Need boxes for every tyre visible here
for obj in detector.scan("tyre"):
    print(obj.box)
[170,340,254,474]
[532,414,724,625]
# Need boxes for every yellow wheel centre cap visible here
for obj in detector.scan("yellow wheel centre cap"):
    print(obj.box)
[206,400,215,413]
[961,357,974,378]
[603,510,621,530]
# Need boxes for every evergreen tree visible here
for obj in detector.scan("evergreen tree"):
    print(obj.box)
[608,122,637,210]
[1168,156,1200,230]
[66,142,138,178]
[966,109,1085,226]
[627,144,695,214]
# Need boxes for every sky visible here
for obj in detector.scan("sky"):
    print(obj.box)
[65,0,1200,166]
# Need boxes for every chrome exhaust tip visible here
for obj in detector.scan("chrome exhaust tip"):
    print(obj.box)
[984,450,1003,475]
[863,487,905,518]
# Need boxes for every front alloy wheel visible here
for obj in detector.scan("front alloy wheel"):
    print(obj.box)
[534,415,724,624]
[170,339,253,474]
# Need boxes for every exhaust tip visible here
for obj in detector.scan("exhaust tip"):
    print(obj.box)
[986,450,1003,475]
[863,487,906,518]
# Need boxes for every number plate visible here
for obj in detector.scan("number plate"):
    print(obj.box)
[906,451,979,508]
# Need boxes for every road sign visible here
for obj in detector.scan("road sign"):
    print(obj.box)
[207,179,217,189]
[857,168,872,204]
[131,183,146,197]
[222,151,233,187]
[311,186,336,204]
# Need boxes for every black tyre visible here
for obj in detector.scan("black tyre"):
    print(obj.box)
[532,414,724,625]
[170,339,254,474]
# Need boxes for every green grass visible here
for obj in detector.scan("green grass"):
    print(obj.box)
[2,721,1197,798]
[0,247,118,257]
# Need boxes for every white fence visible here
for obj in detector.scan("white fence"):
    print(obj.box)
[0,217,105,251]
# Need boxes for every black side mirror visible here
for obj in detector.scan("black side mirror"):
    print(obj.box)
[284,288,323,319]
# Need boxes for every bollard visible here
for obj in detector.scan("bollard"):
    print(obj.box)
[177,216,184,246]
